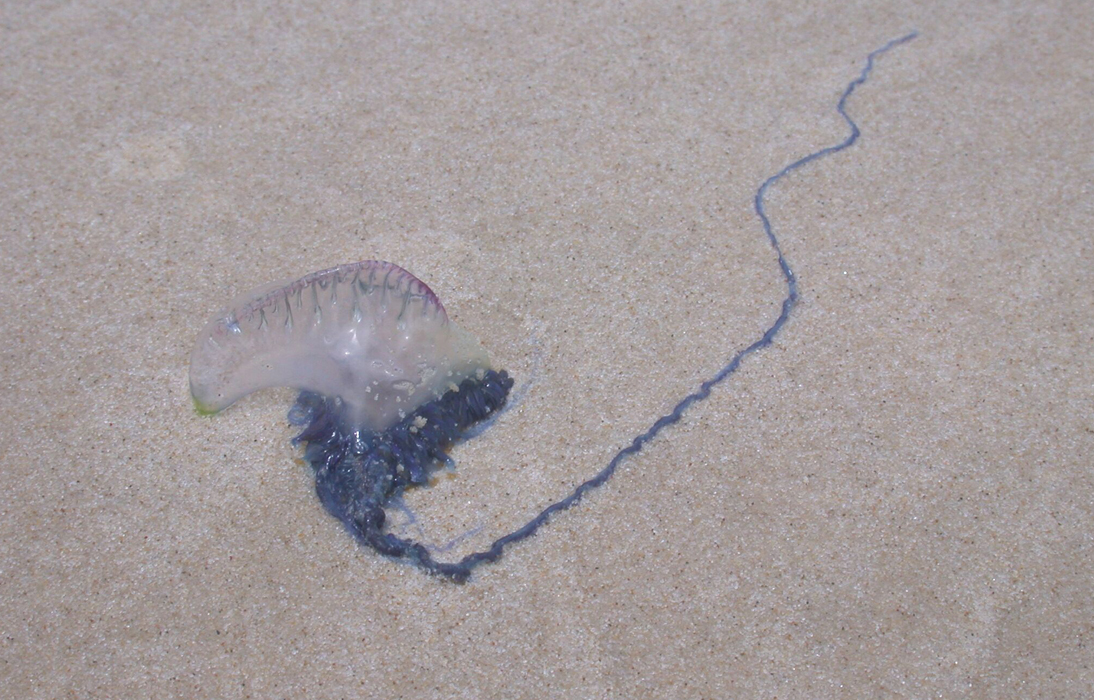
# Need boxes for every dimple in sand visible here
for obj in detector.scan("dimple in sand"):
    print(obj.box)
[189,33,917,582]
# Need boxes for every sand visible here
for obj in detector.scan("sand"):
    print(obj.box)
[1,1,1091,697]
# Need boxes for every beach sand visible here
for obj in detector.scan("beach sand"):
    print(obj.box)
[1,1,1091,697]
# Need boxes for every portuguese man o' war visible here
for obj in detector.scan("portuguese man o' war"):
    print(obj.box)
[190,33,916,582]
[190,260,514,580]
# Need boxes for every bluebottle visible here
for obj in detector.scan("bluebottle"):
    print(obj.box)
[191,260,514,580]
[191,33,916,582]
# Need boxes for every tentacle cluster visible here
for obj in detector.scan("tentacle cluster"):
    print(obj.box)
[290,369,514,581]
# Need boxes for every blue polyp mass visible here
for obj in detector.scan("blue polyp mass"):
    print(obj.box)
[290,369,514,582]
[292,33,917,582]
